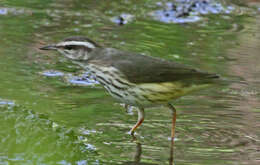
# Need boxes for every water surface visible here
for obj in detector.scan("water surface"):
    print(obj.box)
[0,0,259,164]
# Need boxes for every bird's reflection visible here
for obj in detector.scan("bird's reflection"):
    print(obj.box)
[169,140,175,165]
[123,141,175,165]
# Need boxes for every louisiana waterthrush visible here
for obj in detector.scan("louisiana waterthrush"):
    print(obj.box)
[40,36,219,142]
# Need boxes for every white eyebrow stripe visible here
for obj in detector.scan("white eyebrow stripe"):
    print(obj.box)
[58,41,95,48]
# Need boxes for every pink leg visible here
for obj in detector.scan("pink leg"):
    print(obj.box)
[130,108,144,136]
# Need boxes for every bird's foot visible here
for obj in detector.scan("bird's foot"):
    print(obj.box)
[128,130,137,142]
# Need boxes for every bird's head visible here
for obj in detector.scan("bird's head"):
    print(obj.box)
[39,36,100,60]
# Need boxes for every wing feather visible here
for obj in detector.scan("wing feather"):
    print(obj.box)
[89,48,219,84]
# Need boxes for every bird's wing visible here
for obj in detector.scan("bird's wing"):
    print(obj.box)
[90,48,219,84]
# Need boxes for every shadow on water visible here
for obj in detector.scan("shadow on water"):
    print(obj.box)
[0,0,260,164]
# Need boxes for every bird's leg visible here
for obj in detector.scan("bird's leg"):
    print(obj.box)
[168,103,177,144]
[124,104,129,113]
[130,107,145,137]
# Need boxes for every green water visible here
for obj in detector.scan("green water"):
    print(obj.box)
[0,0,259,164]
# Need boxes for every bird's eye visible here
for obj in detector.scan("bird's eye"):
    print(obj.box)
[64,45,74,50]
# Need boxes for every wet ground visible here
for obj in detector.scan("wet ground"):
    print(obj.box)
[0,0,259,164]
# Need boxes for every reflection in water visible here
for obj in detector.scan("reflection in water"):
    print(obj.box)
[169,141,174,165]
[123,142,175,165]
[123,143,143,165]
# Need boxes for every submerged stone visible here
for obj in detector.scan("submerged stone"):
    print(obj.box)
[0,7,32,16]
[0,8,8,15]
[0,99,15,107]
[40,70,65,77]
[66,72,99,86]
[151,0,235,23]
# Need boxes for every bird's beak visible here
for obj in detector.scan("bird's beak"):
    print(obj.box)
[39,45,57,50]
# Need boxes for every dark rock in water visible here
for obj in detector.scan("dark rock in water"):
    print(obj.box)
[177,11,190,18]
[165,12,170,17]
[172,4,177,11]
[151,0,235,23]
[111,13,134,25]
[118,16,125,25]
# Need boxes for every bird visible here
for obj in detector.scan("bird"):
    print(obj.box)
[39,36,219,143]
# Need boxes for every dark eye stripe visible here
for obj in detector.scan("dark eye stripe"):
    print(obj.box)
[66,45,93,52]
[65,45,74,50]
[57,44,93,52]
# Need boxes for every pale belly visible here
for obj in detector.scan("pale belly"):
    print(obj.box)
[102,81,211,107]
